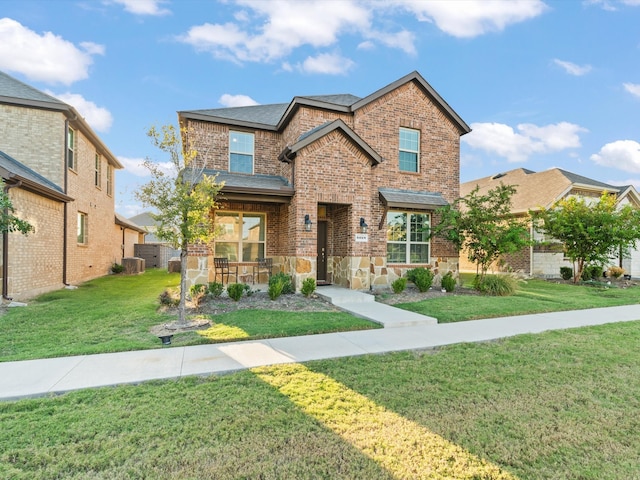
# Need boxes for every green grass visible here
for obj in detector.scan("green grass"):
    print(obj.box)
[395,275,640,323]
[1,321,638,479]
[1,269,376,362]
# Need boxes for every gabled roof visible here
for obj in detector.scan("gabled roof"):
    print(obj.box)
[0,70,122,169]
[278,119,382,165]
[179,71,470,135]
[128,211,159,227]
[0,150,72,202]
[462,167,630,213]
[115,213,147,233]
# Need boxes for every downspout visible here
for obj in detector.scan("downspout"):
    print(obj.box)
[63,119,70,285]
[3,179,22,300]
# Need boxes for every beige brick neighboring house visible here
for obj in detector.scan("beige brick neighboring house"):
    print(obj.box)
[179,71,470,290]
[461,168,640,278]
[0,70,132,300]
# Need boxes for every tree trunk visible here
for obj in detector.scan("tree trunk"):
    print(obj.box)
[177,247,188,326]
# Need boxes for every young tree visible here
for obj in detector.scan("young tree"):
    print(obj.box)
[431,184,530,280]
[532,193,640,283]
[136,125,223,326]
[0,181,33,235]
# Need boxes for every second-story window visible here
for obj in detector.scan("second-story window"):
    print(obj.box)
[94,153,102,188]
[399,127,419,173]
[106,164,113,196]
[67,128,76,170]
[229,131,254,174]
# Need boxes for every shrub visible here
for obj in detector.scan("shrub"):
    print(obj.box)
[159,288,179,306]
[243,283,255,297]
[406,267,434,292]
[607,266,625,279]
[391,277,407,294]
[268,278,285,300]
[301,278,316,297]
[269,272,294,295]
[208,281,224,297]
[189,284,209,307]
[441,272,456,292]
[111,263,125,274]
[475,274,517,296]
[560,266,573,280]
[587,265,604,280]
[227,283,245,302]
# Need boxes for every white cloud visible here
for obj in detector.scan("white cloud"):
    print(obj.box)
[392,0,548,38]
[463,121,586,162]
[0,18,103,85]
[219,94,259,107]
[364,29,416,55]
[48,91,113,133]
[118,157,174,177]
[110,0,171,16]
[553,59,592,76]
[591,140,640,173]
[298,53,355,75]
[623,82,640,98]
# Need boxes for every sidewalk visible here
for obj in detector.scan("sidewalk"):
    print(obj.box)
[1,293,639,401]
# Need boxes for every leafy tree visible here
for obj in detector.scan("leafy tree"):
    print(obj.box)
[532,193,640,283]
[136,125,223,325]
[0,180,33,235]
[431,184,530,280]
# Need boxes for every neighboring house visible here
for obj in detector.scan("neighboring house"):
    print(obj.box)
[178,71,470,290]
[0,70,125,300]
[128,211,160,243]
[115,213,146,258]
[460,167,640,277]
[128,211,179,268]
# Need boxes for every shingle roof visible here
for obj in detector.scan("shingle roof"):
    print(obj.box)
[379,187,449,209]
[0,71,66,107]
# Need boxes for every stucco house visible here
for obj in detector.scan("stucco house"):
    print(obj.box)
[178,71,470,290]
[0,70,137,300]
[460,167,640,278]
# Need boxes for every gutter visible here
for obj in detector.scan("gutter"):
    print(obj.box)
[2,179,22,300]
[63,119,69,286]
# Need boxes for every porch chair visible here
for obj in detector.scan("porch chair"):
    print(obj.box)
[214,257,238,285]
[253,257,273,284]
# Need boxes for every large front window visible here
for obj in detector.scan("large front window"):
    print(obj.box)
[399,127,419,172]
[215,212,265,261]
[229,131,254,173]
[386,212,430,264]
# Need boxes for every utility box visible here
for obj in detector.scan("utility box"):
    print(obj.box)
[122,257,145,275]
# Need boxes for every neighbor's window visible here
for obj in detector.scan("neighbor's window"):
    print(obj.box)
[399,127,419,172]
[94,153,102,188]
[386,211,430,264]
[77,212,88,244]
[67,128,76,170]
[106,164,113,196]
[214,212,265,261]
[229,131,254,174]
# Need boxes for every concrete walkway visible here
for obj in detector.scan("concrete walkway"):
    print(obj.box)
[1,289,639,401]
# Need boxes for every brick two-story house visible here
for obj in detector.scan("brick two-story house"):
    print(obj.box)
[0,70,138,300]
[179,71,470,290]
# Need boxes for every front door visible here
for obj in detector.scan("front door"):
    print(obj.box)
[317,220,328,283]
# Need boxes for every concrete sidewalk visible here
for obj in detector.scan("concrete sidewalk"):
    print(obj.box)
[1,296,639,402]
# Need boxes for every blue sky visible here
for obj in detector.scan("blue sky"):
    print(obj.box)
[1,0,639,217]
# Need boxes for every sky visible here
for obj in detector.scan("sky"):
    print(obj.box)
[1,0,639,217]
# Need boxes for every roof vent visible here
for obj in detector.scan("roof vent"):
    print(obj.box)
[491,173,506,180]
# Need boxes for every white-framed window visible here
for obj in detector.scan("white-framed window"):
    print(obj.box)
[229,131,254,173]
[77,212,88,244]
[94,153,102,188]
[214,212,265,261]
[106,164,113,196]
[386,211,430,264]
[67,128,76,170]
[399,127,419,172]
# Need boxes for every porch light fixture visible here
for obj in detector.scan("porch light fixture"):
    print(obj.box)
[360,217,368,234]
[304,214,312,232]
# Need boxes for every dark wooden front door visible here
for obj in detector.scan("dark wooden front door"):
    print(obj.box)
[317,220,328,283]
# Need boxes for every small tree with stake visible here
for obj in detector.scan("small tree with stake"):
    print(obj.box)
[136,125,223,326]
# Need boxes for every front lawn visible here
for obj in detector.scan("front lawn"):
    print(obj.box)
[1,320,638,479]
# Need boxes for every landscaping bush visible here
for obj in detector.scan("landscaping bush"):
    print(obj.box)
[189,284,209,307]
[607,266,625,279]
[391,277,407,294]
[475,274,517,296]
[587,265,604,280]
[111,263,125,274]
[208,281,224,297]
[268,278,285,300]
[560,266,573,281]
[301,277,317,297]
[406,267,434,292]
[269,272,294,295]
[441,272,456,292]
[159,288,179,306]
[227,283,245,302]
[243,283,255,297]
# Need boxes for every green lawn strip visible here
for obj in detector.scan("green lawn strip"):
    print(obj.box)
[395,277,640,323]
[1,321,638,479]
